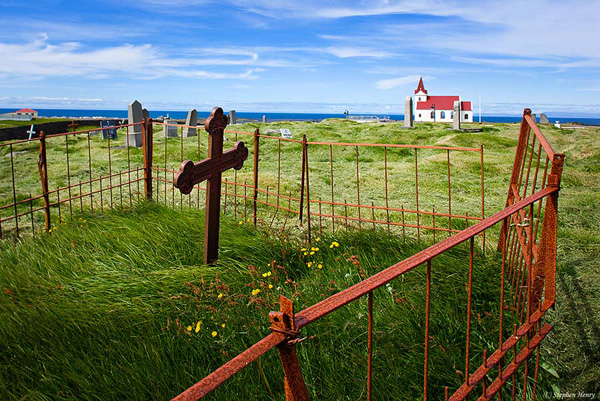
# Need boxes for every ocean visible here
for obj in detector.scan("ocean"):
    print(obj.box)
[1,108,599,125]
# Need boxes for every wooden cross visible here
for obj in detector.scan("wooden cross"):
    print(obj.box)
[68,120,78,132]
[174,107,249,264]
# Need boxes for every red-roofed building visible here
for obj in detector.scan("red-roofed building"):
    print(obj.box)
[413,78,472,123]
[15,108,38,118]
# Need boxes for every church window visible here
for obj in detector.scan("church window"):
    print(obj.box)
[464,113,468,120]
[440,111,446,119]
[430,111,435,119]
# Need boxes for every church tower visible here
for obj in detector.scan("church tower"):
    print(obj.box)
[414,77,428,102]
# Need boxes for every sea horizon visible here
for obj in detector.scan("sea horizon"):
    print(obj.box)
[1,108,599,125]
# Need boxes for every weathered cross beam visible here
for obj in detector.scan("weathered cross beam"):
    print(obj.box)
[174,107,248,264]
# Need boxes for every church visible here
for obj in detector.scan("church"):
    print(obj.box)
[413,78,472,123]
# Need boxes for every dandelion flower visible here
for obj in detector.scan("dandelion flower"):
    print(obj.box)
[238,221,243,225]
[310,251,315,255]
[268,284,273,289]
[330,241,340,248]
[247,218,252,223]
[316,238,321,242]
[252,288,261,296]
[318,264,323,269]
[262,271,272,278]
[301,248,307,252]
[186,325,192,332]
[221,323,226,328]
[212,331,218,337]
[217,293,223,299]
[195,321,202,333]
[303,252,308,256]
[307,262,313,268]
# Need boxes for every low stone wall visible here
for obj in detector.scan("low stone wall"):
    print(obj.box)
[0,119,106,142]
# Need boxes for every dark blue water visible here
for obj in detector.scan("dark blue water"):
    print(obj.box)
[1,108,599,125]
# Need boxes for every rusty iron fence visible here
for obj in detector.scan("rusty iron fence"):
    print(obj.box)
[170,108,563,400]
[149,119,485,244]
[0,122,147,238]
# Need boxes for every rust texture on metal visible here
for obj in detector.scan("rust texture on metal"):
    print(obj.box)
[142,118,153,200]
[173,107,249,264]
[37,131,50,232]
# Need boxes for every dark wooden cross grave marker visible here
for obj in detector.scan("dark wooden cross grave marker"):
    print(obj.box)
[173,107,249,264]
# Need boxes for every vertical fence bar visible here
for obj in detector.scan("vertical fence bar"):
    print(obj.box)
[480,145,485,250]
[29,194,34,236]
[143,118,153,200]
[65,135,73,218]
[38,132,50,232]
[57,186,61,221]
[356,146,361,229]
[319,198,323,237]
[108,132,113,209]
[9,143,19,237]
[447,150,452,233]
[424,260,431,401]
[367,291,373,401]
[253,129,260,225]
[371,201,375,231]
[79,183,83,213]
[87,132,94,213]
[330,145,335,233]
[384,147,390,237]
[415,148,420,241]
[299,135,306,224]
[465,237,474,386]
[127,130,132,207]
[305,137,312,242]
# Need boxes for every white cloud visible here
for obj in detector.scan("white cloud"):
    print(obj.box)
[376,75,425,90]
[326,46,393,58]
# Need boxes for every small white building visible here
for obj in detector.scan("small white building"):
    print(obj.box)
[0,108,38,121]
[413,78,472,122]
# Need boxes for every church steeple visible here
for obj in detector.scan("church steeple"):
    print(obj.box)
[414,77,427,95]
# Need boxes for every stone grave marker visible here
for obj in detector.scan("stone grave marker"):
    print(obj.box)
[127,100,144,147]
[100,120,118,140]
[262,115,267,123]
[540,113,549,124]
[453,101,461,130]
[531,113,537,123]
[163,119,179,138]
[183,109,198,138]
[229,110,237,125]
[280,128,292,139]
[174,107,249,264]
[404,96,413,128]
[143,108,149,120]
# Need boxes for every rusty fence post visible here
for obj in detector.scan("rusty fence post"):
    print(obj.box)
[253,128,260,225]
[269,295,309,401]
[299,135,307,224]
[38,131,51,232]
[304,135,311,242]
[143,118,153,201]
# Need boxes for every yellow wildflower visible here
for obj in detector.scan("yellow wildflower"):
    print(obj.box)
[217,293,223,299]
[330,241,340,248]
[252,288,261,296]
[195,321,202,333]
[268,284,273,289]
[212,331,218,337]
[301,248,307,252]
[303,252,308,256]
[221,323,226,328]
[307,262,313,268]
[316,238,320,242]
[310,251,315,255]
[318,264,323,269]
[247,218,252,223]
[186,325,192,332]
[238,221,243,225]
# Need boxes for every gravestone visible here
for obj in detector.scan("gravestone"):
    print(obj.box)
[229,110,237,125]
[127,100,144,147]
[262,115,267,123]
[453,101,461,130]
[540,113,549,124]
[531,113,536,123]
[163,119,179,138]
[143,108,149,120]
[27,124,36,140]
[280,128,292,139]
[404,96,413,128]
[100,120,118,140]
[183,109,198,138]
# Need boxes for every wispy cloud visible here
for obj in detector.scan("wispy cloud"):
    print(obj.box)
[376,75,425,90]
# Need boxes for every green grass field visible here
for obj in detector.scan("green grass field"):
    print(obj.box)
[1,119,599,399]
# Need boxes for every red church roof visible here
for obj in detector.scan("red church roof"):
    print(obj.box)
[15,108,37,113]
[414,77,427,95]
[416,96,472,111]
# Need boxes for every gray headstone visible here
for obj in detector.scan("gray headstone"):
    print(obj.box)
[127,100,143,147]
[183,109,198,137]
[540,113,549,124]
[404,96,413,128]
[531,113,536,123]
[453,101,461,130]
[142,108,149,120]
[262,115,267,123]
[100,120,118,140]
[229,110,237,125]
[163,119,178,138]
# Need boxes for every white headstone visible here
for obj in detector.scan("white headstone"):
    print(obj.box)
[27,124,36,140]
[183,109,198,137]
[404,96,413,128]
[453,101,461,130]
[163,119,178,138]
[262,115,267,123]
[127,100,144,147]
[280,128,292,139]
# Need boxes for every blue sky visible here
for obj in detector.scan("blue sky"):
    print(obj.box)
[0,0,598,116]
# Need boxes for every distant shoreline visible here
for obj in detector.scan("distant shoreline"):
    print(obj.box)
[1,108,599,126]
